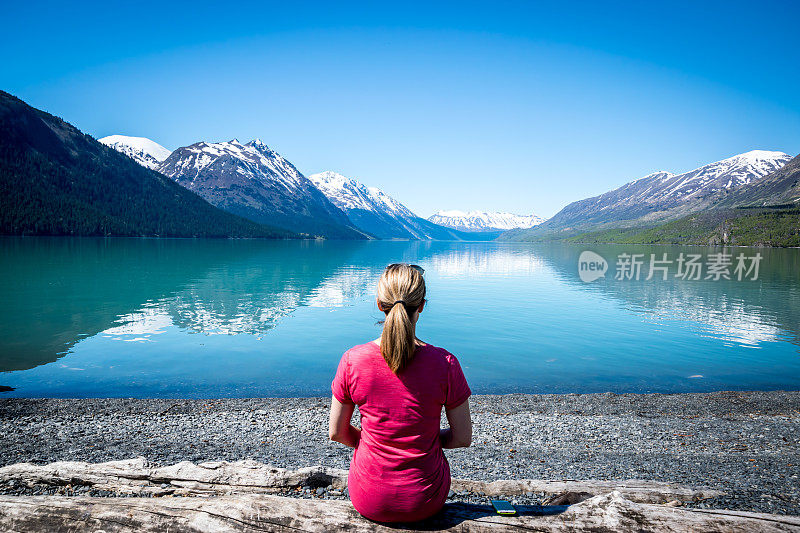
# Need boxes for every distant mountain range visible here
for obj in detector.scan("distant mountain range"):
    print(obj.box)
[156,139,365,238]
[308,171,492,240]
[503,150,798,246]
[504,150,793,241]
[428,210,545,232]
[0,91,291,238]
[104,134,497,240]
[4,91,795,245]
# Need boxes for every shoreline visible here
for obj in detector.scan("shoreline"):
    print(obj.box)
[2,391,799,515]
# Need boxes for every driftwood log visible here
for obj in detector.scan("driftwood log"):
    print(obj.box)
[1,491,800,532]
[0,457,723,503]
[1,459,798,532]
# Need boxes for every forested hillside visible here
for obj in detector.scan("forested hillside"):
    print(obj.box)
[0,91,293,238]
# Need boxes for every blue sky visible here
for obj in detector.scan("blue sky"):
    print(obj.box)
[2,1,798,218]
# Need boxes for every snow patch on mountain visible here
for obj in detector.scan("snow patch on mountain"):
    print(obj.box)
[428,210,546,232]
[99,135,171,170]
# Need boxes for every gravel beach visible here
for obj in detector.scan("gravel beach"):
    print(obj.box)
[1,391,799,515]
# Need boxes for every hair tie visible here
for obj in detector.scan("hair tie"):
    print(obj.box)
[393,300,406,306]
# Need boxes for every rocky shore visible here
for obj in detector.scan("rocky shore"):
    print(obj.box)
[1,391,798,515]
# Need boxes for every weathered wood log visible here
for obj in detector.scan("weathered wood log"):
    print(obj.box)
[1,491,799,532]
[451,478,723,504]
[0,458,347,497]
[0,458,723,503]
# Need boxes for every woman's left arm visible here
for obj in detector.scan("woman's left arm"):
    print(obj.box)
[328,396,361,448]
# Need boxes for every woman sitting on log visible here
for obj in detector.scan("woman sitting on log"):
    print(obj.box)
[328,263,473,522]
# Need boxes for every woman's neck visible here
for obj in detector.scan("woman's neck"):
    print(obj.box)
[371,334,427,347]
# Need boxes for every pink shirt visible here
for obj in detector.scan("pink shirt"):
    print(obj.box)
[332,342,471,522]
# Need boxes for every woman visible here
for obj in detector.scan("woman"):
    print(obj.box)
[329,263,472,522]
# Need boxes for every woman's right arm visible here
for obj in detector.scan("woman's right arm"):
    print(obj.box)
[329,395,361,448]
[440,399,472,449]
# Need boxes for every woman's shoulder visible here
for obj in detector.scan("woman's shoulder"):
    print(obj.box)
[417,343,460,366]
[343,341,460,367]
[343,341,381,361]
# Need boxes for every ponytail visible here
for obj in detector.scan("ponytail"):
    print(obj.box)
[376,264,426,374]
[381,302,416,373]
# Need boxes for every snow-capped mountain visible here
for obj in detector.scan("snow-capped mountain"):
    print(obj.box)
[534,149,792,232]
[716,153,800,208]
[156,139,364,238]
[309,171,416,218]
[428,210,546,232]
[99,135,171,170]
[648,150,791,201]
[308,171,495,240]
[308,170,425,238]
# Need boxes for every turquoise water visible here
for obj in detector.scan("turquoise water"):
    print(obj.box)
[1,238,798,397]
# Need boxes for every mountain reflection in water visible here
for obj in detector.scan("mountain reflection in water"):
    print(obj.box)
[1,238,798,397]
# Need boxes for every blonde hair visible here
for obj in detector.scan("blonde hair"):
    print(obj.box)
[376,264,426,373]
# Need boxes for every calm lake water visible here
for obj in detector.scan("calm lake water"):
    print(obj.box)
[1,238,799,397]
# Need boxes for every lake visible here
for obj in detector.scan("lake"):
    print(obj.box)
[1,237,798,397]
